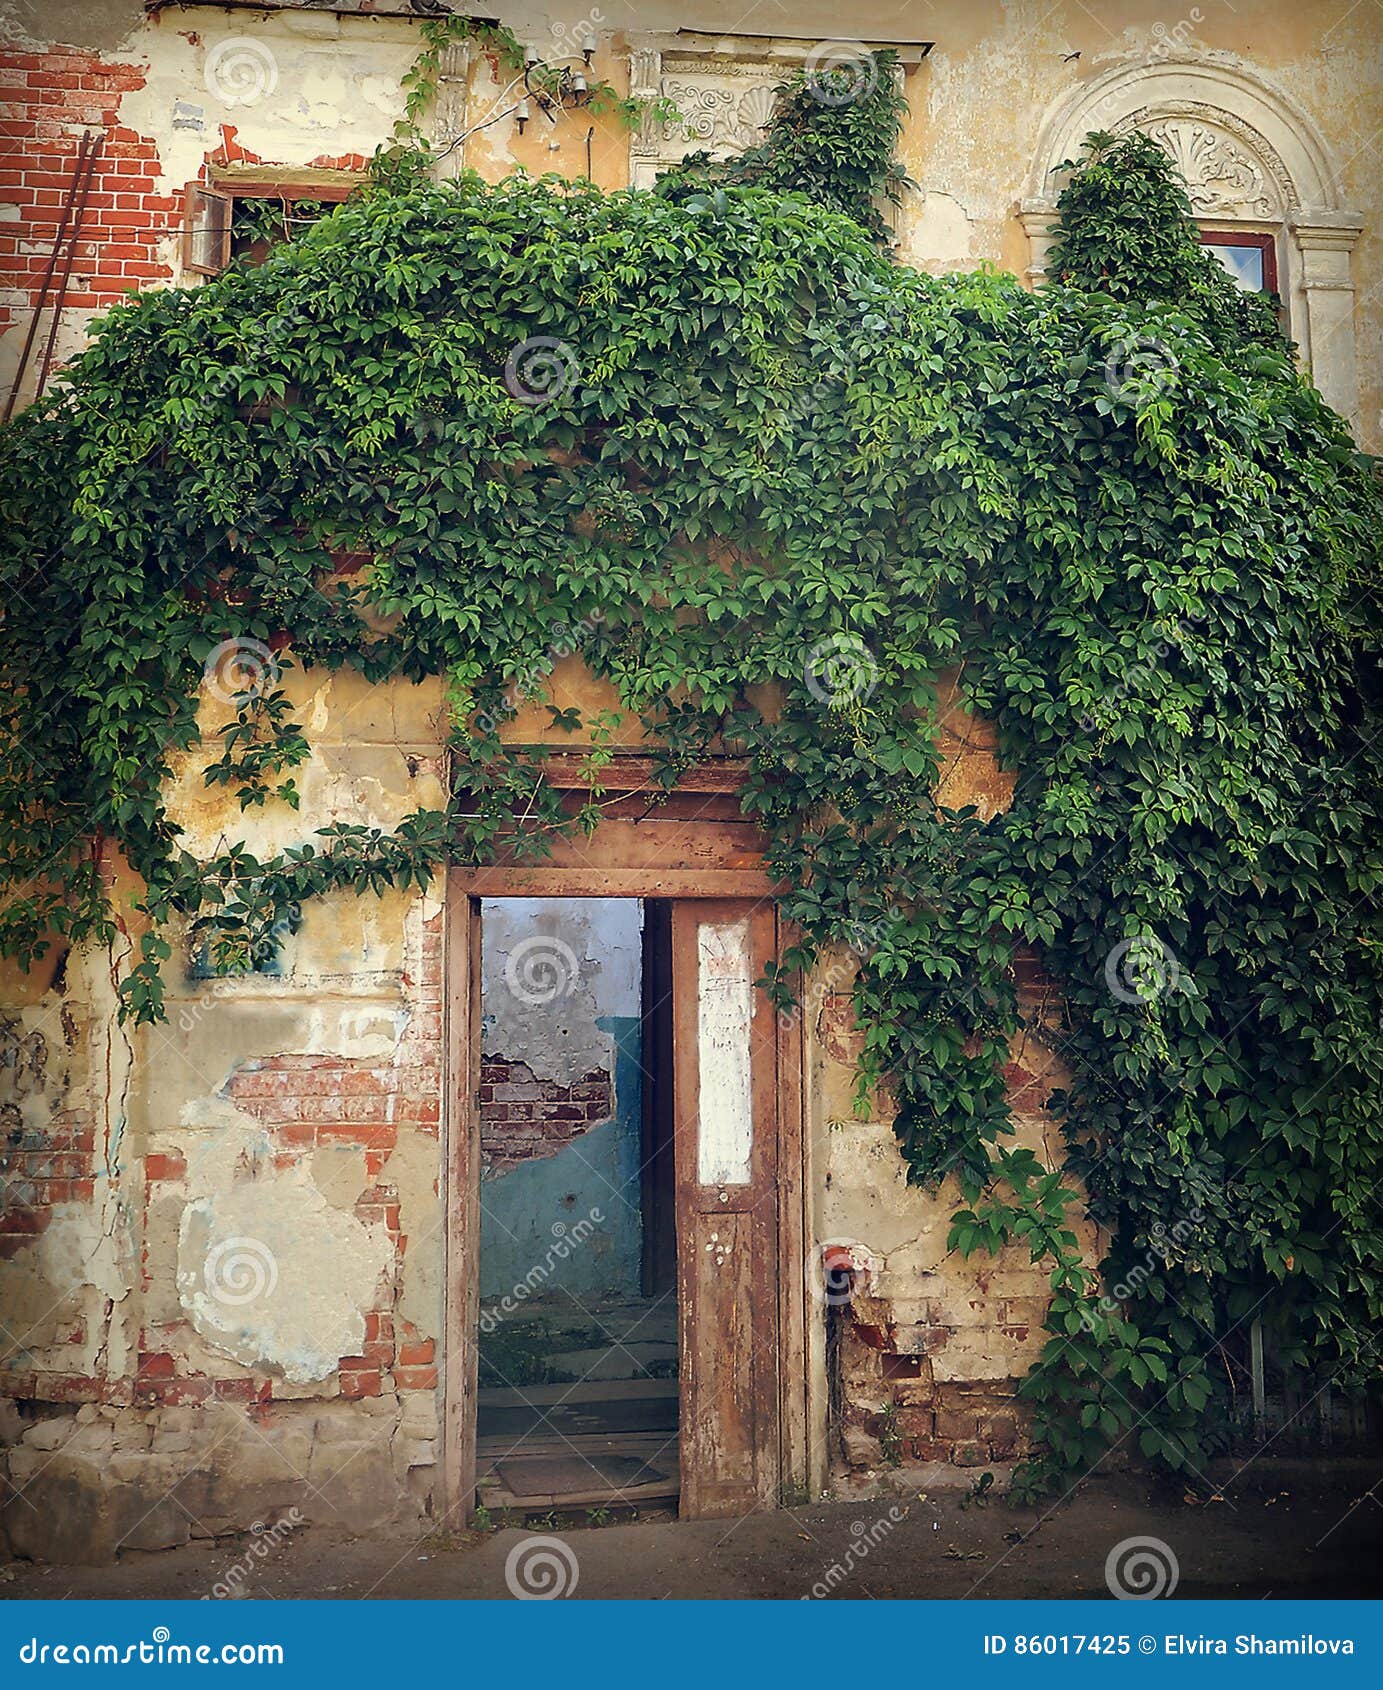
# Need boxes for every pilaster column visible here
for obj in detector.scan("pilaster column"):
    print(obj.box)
[1018,198,1059,288]
[1290,208,1364,428]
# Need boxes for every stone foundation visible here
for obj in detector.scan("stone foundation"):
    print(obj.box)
[1,1393,433,1565]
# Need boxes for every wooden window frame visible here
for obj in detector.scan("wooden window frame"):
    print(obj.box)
[182,174,363,277]
[181,182,231,276]
[1200,227,1280,296]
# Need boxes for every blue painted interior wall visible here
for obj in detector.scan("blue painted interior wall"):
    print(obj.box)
[479,900,644,1307]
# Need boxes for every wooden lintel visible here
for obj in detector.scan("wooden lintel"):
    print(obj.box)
[499,753,752,794]
[454,867,781,898]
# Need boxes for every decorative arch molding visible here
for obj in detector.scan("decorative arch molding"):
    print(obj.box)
[1018,55,1364,428]
[1112,104,1293,220]
[1024,56,1339,211]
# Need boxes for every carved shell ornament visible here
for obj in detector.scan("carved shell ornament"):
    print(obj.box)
[1144,119,1276,217]
[735,84,778,146]
[660,75,785,156]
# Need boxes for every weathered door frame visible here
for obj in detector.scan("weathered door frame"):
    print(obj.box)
[439,758,812,1523]
[671,896,783,1518]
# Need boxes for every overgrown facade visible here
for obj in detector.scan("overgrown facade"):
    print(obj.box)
[1,0,1379,1562]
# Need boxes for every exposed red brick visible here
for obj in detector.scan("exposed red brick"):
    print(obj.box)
[480,1056,614,1171]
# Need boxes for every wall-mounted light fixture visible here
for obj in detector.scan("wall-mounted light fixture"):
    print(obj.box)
[434,36,603,160]
[516,38,596,134]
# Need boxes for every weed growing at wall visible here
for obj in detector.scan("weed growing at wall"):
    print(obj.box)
[1,62,1378,1492]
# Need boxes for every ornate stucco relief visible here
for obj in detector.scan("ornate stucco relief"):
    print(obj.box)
[1115,106,1293,218]
[629,50,785,182]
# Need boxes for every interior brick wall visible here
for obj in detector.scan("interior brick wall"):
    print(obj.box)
[479,1056,614,1174]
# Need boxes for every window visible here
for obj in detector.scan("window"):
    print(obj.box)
[181,176,361,277]
[1200,229,1278,296]
[229,195,330,264]
[182,183,231,275]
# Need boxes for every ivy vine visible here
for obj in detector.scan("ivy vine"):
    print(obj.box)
[2,59,1379,1496]
[376,10,680,188]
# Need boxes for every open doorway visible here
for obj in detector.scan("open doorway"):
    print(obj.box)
[474,897,679,1513]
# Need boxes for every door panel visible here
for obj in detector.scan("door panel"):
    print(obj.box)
[672,899,780,1518]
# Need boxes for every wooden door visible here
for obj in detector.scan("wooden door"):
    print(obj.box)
[671,899,781,1518]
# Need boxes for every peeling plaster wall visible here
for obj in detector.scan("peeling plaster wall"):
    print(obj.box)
[1,669,450,1560]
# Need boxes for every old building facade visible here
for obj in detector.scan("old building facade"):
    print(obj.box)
[1,0,1379,1559]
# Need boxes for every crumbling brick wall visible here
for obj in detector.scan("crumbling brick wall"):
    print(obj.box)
[815,687,1103,1497]
[479,1056,614,1173]
[0,46,174,367]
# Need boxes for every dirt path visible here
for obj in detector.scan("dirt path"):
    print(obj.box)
[4,1466,1380,1601]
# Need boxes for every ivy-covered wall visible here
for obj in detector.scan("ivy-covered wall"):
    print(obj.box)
[1,2,1380,1561]
[4,2,1379,448]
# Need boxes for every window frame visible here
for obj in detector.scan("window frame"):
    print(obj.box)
[181,182,232,276]
[182,174,363,277]
[1199,227,1280,298]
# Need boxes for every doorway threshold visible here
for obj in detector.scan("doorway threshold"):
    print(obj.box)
[476,1379,679,1511]
[477,1434,679,1512]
